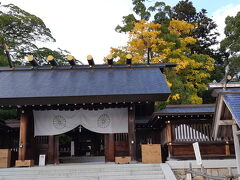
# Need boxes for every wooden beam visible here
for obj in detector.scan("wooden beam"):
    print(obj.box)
[225,143,230,156]
[166,121,172,143]
[47,135,59,164]
[232,124,240,179]
[104,134,115,162]
[128,105,136,161]
[213,95,224,139]
[48,136,55,164]
[108,134,115,161]
[236,131,240,136]
[54,136,59,164]
[218,120,235,126]
[166,121,173,159]
[104,134,109,161]
[29,112,35,160]
[18,110,29,161]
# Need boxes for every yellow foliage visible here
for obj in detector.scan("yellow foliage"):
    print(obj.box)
[190,95,203,104]
[172,93,180,100]
[111,19,214,104]
[169,20,194,36]
[167,81,172,87]
[180,37,197,45]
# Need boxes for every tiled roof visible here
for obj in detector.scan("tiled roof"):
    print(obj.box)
[223,94,240,126]
[0,64,171,106]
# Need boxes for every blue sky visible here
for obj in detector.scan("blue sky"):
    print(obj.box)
[147,0,240,16]
[145,0,240,43]
[2,0,240,63]
[191,0,240,16]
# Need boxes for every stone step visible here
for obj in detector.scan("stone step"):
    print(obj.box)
[99,174,165,180]
[0,171,163,177]
[0,163,173,180]
[0,165,162,173]
[0,163,162,171]
[1,177,165,180]
[0,170,163,177]
[0,167,162,175]
[60,156,105,163]
[0,175,166,180]
[1,176,98,180]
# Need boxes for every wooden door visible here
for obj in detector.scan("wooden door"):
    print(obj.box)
[114,133,129,157]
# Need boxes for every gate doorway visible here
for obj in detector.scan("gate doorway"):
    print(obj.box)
[33,129,130,164]
[59,126,105,163]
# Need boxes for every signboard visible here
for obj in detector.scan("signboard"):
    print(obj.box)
[39,154,46,166]
[193,142,202,165]
[141,144,162,163]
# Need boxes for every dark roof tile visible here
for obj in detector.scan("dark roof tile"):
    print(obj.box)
[0,66,170,105]
[224,94,240,126]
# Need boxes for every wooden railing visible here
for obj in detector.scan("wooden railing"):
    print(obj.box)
[160,120,231,145]
[114,133,128,142]
[114,133,129,156]
[172,123,215,142]
[169,121,231,143]
[34,136,48,144]
[159,120,234,159]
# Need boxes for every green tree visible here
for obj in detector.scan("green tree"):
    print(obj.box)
[112,20,214,104]
[220,12,240,77]
[115,0,151,33]
[0,48,8,66]
[0,3,69,65]
[172,0,223,102]
[0,4,72,122]
[0,109,17,121]
[115,0,221,104]
[172,0,219,56]
[116,0,219,55]
[29,47,70,65]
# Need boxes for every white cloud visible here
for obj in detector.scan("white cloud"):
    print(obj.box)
[212,4,240,42]
[3,0,133,64]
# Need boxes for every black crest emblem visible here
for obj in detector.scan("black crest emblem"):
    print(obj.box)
[53,115,66,129]
[97,113,111,128]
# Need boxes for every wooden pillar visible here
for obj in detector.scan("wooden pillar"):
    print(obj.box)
[128,105,136,161]
[29,113,35,160]
[48,136,55,164]
[166,121,172,143]
[232,124,240,179]
[18,110,29,161]
[104,134,115,162]
[48,135,59,164]
[166,121,173,159]
[225,140,231,156]
[104,134,108,161]
[54,136,59,164]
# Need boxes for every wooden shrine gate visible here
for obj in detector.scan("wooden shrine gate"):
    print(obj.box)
[17,106,136,165]
[0,63,172,166]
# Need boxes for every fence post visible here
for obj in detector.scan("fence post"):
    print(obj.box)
[185,162,192,180]
[201,164,207,180]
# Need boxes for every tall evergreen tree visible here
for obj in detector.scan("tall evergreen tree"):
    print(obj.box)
[220,12,240,77]
[116,0,219,55]
[115,0,223,104]
[112,20,214,104]
[0,3,70,65]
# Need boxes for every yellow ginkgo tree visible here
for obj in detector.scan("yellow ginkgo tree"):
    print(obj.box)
[111,19,214,104]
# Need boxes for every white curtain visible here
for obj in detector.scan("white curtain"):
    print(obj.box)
[34,108,128,136]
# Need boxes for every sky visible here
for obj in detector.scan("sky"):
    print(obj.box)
[2,0,240,64]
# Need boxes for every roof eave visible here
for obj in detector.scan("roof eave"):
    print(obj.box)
[0,93,170,107]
